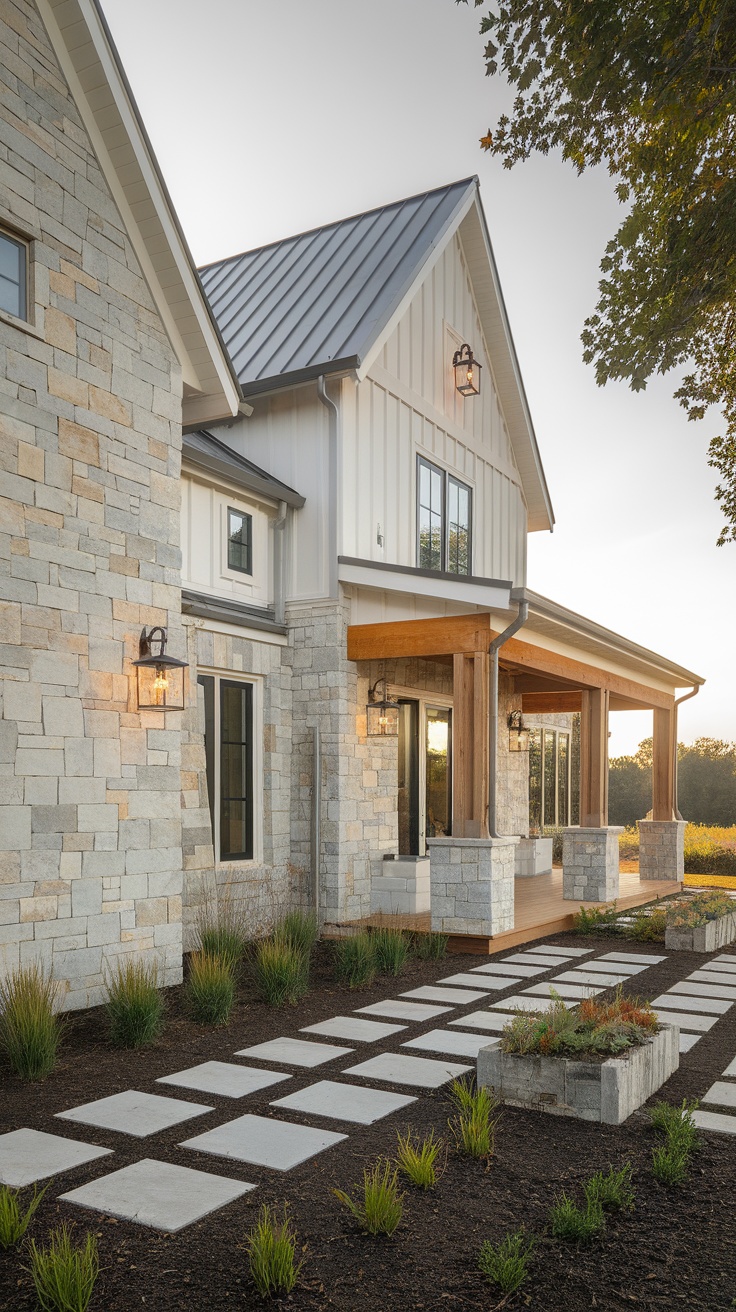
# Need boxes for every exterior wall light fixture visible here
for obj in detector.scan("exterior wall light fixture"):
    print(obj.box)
[453,342,481,397]
[133,626,188,711]
[366,678,400,737]
[508,709,530,752]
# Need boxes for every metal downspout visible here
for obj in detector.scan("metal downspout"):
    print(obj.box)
[672,685,700,820]
[311,725,322,918]
[273,500,287,627]
[313,376,339,918]
[489,601,529,838]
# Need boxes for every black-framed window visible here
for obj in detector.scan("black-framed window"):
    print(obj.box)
[0,230,27,321]
[528,716,581,829]
[198,674,254,861]
[416,456,471,575]
[227,507,252,575]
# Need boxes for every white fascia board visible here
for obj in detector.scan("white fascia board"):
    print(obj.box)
[38,0,240,418]
[338,561,511,611]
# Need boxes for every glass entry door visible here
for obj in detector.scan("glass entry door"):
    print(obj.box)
[397,700,452,854]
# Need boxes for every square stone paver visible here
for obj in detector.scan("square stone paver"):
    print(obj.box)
[679,1033,700,1053]
[234,1038,353,1067]
[525,946,593,957]
[722,1057,736,1077]
[470,962,549,977]
[583,960,648,975]
[356,1000,452,1022]
[692,1109,736,1135]
[668,982,736,1004]
[599,951,666,965]
[0,1129,113,1188]
[300,1017,406,1043]
[714,955,736,965]
[702,1081,736,1109]
[702,961,736,975]
[271,1080,415,1124]
[59,1158,252,1232]
[502,953,570,967]
[402,1029,501,1059]
[552,970,628,987]
[157,1063,291,1099]
[400,985,489,1004]
[342,1052,471,1089]
[439,973,519,990]
[523,982,602,999]
[683,975,736,998]
[653,1008,716,1032]
[651,994,731,1015]
[490,995,560,1013]
[181,1114,346,1170]
[56,1091,212,1138]
[448,1010,516,1032]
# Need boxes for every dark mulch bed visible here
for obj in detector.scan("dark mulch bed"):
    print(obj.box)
[2,932,736,1311]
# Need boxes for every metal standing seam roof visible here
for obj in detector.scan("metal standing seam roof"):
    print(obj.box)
[198,179,477,394]
[182,430,305,507]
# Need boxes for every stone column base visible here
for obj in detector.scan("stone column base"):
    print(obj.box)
[515,837,553,878]
[638,820,685,881]
[428,837,518,936]
[371,856,431,915]
[562,827,623,902]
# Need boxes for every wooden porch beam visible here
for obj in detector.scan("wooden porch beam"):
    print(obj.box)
[347,614,492,660]
[652,706,676,820]
[521,690,583,714]
[499,636,674,711]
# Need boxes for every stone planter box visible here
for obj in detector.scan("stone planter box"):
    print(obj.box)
[477,1025,679,1125]
[515,837,553,878]
[665,908,736,953]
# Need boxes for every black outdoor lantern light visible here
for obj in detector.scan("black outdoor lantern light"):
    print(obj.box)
[366,678,400,737]
[452,342,481,397]
[508,709,530,752]
[133,626,188,711]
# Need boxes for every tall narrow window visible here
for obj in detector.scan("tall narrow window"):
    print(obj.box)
[447,476,470,574]
[416,457,472,575]
[227,507,252,575]
[0,230,27,320]
[197,674,254,862]
[418,459,443,570]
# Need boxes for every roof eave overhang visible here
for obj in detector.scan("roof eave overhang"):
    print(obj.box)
[240,358,359,400]
[182,446,305,509]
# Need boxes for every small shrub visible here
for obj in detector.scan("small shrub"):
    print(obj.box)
[549,1192,604,1243]
[411,931,448,960]
[333,933,376,988]
[273,909,318,962]
[196,895,248,973]
[28,1225,99,1312]
[448,1078,499,1159]
[0,1183,47,1249]
[478,1229,535,1294]
[333,1159,404,1236]
[246,1203,302,1297]
[652,1142,690,1186]
[104,958,163,1048]
[395,1128,445,1189]
[0,965,62,1080]
[253,939,308,1006]
[185,950,235,1025]
[649,1098,700,1154]
[371,927,409,976]
[584,1164,634,1212]
[572,902,619,934]
[628,907,667,942]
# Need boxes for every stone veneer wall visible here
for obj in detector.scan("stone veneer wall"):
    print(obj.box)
[0,0,184,1009]
[497,675,528,836]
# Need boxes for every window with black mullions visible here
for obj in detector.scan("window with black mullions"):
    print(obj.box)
[227,506,252,574]
[220,680,253,860]
[417,456,472,575]
[0,230,27,320]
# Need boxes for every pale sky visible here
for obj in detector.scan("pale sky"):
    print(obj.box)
[102,0,734,758]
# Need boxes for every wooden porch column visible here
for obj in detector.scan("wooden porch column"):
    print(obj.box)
[652,705,676,821]
[452,651,489,838]
[579,688,610,826]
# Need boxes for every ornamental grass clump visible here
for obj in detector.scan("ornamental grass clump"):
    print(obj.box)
[395,1128,445,1189]
[500,990,659,1059]
[411,931,449,960]
[478,1229,536,1294]
[196,897,249,974]
[371,926,409,976]
[104,958,163,1048]
[273,909,318,962]
[0,1183,47,1249]
[333,933,376,988]
[584,1164,635,1212]
[448,1077,500,1160]
[0,965,62,1080]
[650,1098,699,1184]
[253,939,308,1006]
[334,1159,404,1236]
[27,1225,99,1312]
[549,1192,604,1243]
[185,950,235,1025]
[246,1203,302,1297]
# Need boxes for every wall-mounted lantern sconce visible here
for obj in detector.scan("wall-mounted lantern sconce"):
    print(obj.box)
[452,342,481,397]
[133,626,188,711]
[366,678,399,737]
[508,709,530,752]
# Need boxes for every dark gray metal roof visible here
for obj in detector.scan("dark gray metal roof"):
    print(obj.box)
[182,430,305,507]
[199,179,477,395]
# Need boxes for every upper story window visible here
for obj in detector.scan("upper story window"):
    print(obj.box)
[227,507,252,575]
[417,456,472,575]
[0,230,27,321]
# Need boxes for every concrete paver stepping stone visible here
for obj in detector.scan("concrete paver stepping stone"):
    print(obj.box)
[722,1057,736,1077]
[692,1109,736,1135]
[448,1010,515,1032]
[502,953,571,966]
[679,1034,700,1053]
[400,985,490,1004]
[300,1017,406,1043]
[552,970,628,987]
[598,951,666,965]
[653,1009,716,1032]
[402,1028,501,1059]
[56,1091,213,1138]
[490,994,559,1013]
[181,1114,346,1170]
[271,1080,415,1125]
[713,955,736,964]
[683,975,736,997]
[668,981,736,1003]
[525,945,593,957]
[702,1081,736,1109]
[650,994,731,1015]
[356,1000,452,1022]
[523,982,602,999]
[342,1052,471,1089]
[580,960,648,975]
[470,962,549,977]
[0,1129,112,1188]
[439,973,519,990]
[59,1158,252,1232]
[701,961,736,975]
[234,1038,353,1067]
[157,1062,291,1099]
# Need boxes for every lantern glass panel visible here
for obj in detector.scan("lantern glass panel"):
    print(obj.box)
[366,702,399,736]
[136,662,185,711]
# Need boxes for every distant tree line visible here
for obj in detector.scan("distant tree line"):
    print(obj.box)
[609,738,736,828]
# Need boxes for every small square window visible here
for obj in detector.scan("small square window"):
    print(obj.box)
[227,507,252,575]
[0,230,27,321]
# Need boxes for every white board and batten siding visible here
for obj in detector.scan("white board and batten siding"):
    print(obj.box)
[181,472,275,608]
